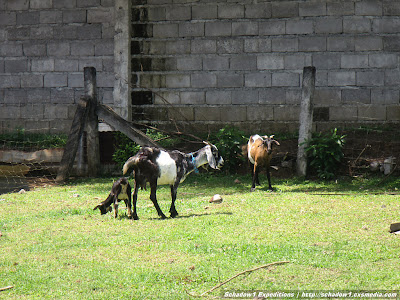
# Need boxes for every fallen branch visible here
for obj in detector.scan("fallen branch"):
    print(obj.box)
[187,261,290,297]
[0,286,13,292]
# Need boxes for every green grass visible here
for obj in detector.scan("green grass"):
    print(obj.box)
[0,174,399,299]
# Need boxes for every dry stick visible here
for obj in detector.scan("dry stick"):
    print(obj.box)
[0,286,13,292]
[188,261,290,297]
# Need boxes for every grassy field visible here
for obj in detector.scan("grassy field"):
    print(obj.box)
[0,173,399,299]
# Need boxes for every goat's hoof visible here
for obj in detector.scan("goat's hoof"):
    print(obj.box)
[170,212,178,218]
[133,216,139,220]
[160,214,167,219]
[250,187,256,192]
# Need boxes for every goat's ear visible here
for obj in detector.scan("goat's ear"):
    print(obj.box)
[93,205,100,211]
[205,145,217,169]
[274,140,280,146]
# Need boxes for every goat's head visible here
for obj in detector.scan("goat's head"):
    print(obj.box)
[203,142,224,169]
[93,204,112,215]
[261,135,280,155]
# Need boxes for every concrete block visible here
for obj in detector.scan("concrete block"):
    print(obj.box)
[340,54,368,68]
[313,53,340,69]
[203,56,229,71]
[299,37,326,52]
[383,36,400,51]
[30,0,52,9]
[299,2,326,16]
[62,10,87,23]
[259,20,285,35]
[220,106,246,122]
[76,24,102,39]
[257,55,284,70]
[87,8,114,23]
[5,59,28,73]
[247,105,274,121]
[315,18,343,34]
[245,3,271,18]
[21,74,43,88]
[327,2,354,16]
[217,39,243,54]
[47,42,70,57]
[20,104,44,120]
[355,1,382,16]
[192,5,217,19]
[53,25,77,40]
[153,92,180,105]
[0,106,20,119]
[358,105,386,121]
[218,4,244,19]
[165,74,190,88]
[194,106,220,121]
[286,20,313,34]
[383,2,400,15]
[7,27,30,41]
[153,23,179,38]
[95,40,114,56]
[26,88,51,103]
[272,72,300,87]
[285,54,312,70]
[6,0,29,10]
[286,89,301,104]
[169,106,194,121]
[327,36,355,51]
[0,43,23,56]
[230,56,257,71]
[217,73,243,88]
[68,73,84,88]
[274,106,300,121]
[77,0,100,8]
[329,106,358,121]
[342,88,371,104]
[44,74,68,88]
[357,71,384,86]
[166,6,191,21]
[316,70,328,87]
[371,89,399,104]
[206,90,232,105]
[232,90,258,105]
[49,120,73,134]
[191,40,216,54]
[191,73,217,88]
[259,88,286,105]
[44,104,69,119]
[50,88,75,104]
[0,12,16,25]
[147,6,166,21]
[177,57,202,71]
[53,0,76,9]
[272,38,298,52]
[387,106,400,120]
[355,36,383,51]
[328,71,356,86]
[179,22,204,37]
[4,89,27,104]
[232,21,258,36]
[245,72,271,88]
[30,27,53,40]
[97,73,115,88]
[78,57,103,72]
[205,22,232,36]
[55,59,79,72]
[71,42,95,56]
[165,40,189,54]
[385,70,400,86]
[314,88,341,105]
[0,60,3,73]
[271,2,298,18]
[180,91,205,105]
[369,53,398,68]
[343,18,371,33]
[40,11,62,24]
[0,75,20,88]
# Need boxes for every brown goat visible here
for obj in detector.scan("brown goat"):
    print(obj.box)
[247,135,280,191]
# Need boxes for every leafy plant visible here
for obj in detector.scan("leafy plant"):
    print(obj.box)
[208,126,247,173]
[305,128,346,180]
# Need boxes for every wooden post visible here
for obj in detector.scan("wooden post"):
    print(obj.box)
[56,97,91,183]
[84,67,100,177]
[297,66,316,177]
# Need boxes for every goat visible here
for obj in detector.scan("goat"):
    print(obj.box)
[122,143,223,220]
[93,177,133,219]
[247,134,280,192]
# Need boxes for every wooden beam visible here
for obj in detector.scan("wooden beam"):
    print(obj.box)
[56,96,91,183]
[297,66,316,177]
[96,104,160,148]
[84,67,100,177]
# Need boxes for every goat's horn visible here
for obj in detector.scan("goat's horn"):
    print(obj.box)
[270,135,275,139]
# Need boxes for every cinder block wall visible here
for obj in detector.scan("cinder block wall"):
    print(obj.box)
[0,0,115,134]
[132,0,400,133]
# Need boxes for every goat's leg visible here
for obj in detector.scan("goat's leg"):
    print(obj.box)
[132,182,139,220]
[113,197,119,218]
[266,167,273,191]
[150,183,167,219]
[169,184,179,218]
[251,164,258,192]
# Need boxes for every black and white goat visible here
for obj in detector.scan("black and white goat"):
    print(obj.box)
[93,177,133,219]
[122,143,223,220]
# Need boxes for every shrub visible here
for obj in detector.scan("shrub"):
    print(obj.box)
[208,126,247,173]
[305,128,346,180]
[0,128,67,150]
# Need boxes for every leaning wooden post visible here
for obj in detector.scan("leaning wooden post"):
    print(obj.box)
[56,96,91,183]
[297,66,316,177]
[84,67,100,177]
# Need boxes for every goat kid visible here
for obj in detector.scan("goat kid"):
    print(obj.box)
[122,144,223,220]
[248,134,280,192]
[93,177,133,219]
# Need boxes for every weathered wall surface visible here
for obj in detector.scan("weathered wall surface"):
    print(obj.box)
[132,0,400,133]
[0,0,115,134]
